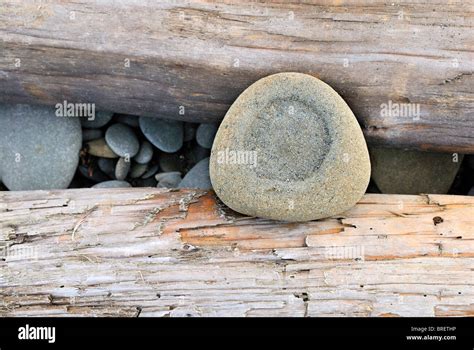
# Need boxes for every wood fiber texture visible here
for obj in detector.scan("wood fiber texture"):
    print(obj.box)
[1,188,473,317]
[0,0,473,152]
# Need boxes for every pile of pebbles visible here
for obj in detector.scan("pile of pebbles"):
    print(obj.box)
[0,103,217,191]
[76,113,216,189]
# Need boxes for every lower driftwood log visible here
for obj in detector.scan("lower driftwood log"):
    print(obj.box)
[0,188,473,317]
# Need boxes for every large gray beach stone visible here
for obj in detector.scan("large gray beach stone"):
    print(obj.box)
[370,147,463,194]
[0,104,82,190]
[209,72,371,222]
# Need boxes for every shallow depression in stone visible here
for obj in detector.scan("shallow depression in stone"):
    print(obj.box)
[243,98,332,182]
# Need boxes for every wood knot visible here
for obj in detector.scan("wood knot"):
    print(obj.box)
[433,216,444,226]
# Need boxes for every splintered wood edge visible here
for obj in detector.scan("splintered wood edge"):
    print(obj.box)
[0,188,473,317]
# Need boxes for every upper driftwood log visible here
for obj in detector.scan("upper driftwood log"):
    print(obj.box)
[0,0,473,153]
[1,188,473,317]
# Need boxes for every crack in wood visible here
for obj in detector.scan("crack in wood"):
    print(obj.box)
[132,206,164,231]
[439,72,473,85]
[71,205,98,240]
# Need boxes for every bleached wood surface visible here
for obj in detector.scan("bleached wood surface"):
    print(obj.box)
[0,0,473,153]
[0,188,473,317]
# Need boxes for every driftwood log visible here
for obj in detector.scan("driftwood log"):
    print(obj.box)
[1,188,473,317]
[0,0,473,153]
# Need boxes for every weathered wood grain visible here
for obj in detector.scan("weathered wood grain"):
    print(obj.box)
[1,188,473,317]
[0,0,473,153]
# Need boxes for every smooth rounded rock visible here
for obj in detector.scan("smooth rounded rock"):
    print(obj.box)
[0,104,82,190]
[80,111,113,128]
[370,147,463,194]
[156,171,182,188]
[86,138,118,158]
[142,163,159,179]
[134,141,154,164]
[196,123,218,149]
[105,123,139,158]
[92,180,131,188]
[139,117,183,153]
[179,157,212,189]
[130,163,148,178]
[209,72,371,222]
[115,157,131,181]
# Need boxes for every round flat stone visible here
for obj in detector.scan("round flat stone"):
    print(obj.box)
[92,180,131,188]
[130,163,148,178]
[156,171,182,188]
[142,163,159,179]
[81,111,113,128]
[0,104,82,190]
[134,141,154,164]
[196,123,218,149]
[370,147,463,194]
[139,117,183,153]
[105,123,139,157]
[209,72,371,221]
[115,157,131,181]
[179,157,212,189]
